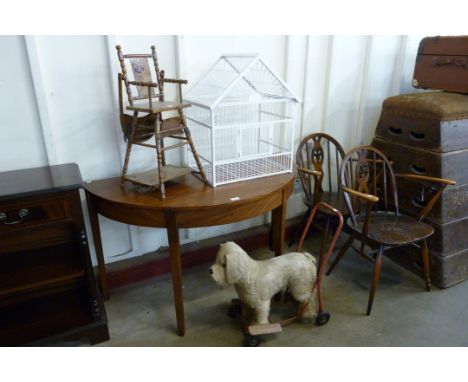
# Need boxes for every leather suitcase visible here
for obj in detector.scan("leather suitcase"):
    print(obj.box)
[372,137,468,185]
[413,35,468,93]
[375,92,468,152]
[386,245,468,289]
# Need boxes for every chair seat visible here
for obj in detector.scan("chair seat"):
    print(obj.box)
[303,191,349,216]
[127,101,191,114]
[347,211,434,246]
[121,115,185,142]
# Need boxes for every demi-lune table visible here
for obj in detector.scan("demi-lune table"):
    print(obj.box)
[84,172,295,336]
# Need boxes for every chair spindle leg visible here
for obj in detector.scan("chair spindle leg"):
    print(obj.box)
[366,246,384,316]
[326,235,354,276]
[179,110,207,183]
[421,239,431,291]
[155,116,166,199]
[121,140,133,180]
[121,111,138,185]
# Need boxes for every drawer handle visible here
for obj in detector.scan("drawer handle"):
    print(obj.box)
[0,208,29,225]
[388,126,402,135]
[410,131,425,140]
[411,164,427,174]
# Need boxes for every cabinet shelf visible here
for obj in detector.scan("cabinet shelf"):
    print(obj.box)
[0,243,84,300]
[0,283,94,346]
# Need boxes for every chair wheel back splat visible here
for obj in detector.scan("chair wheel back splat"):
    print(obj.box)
[291,133,346,252]
[327,145,455,315]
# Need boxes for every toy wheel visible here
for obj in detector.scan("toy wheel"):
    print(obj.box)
[227,303,242,318]
[315,312,330,326]
[245,334,261,347]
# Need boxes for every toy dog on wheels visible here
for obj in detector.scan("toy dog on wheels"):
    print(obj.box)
[209,202,344,346]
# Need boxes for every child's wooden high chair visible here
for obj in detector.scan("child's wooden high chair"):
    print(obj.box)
[116,45,207,199]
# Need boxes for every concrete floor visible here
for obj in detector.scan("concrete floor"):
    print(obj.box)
[98,235,468,346]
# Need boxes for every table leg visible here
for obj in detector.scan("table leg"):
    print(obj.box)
[85,193,109,301]
[270,189,288,257]
[165,211,185,336]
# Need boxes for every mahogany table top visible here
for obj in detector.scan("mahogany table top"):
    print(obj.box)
[84,172,296,212]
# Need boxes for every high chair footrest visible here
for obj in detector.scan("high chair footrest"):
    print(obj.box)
[123,165,192,187]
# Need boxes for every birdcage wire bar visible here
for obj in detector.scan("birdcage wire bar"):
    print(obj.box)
[184,54,298,187]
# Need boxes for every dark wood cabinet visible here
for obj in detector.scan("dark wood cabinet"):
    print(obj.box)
[0,163,109,346]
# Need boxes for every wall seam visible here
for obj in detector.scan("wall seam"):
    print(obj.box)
[320,35,334,133]
[299,36,310,141]
[354,35,373,146]
[103,35,138,259]
[23,36,57,165]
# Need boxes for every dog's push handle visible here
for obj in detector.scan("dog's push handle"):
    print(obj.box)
[295,202,344,319]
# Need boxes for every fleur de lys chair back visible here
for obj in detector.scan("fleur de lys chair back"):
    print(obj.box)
[290,133,347,260]
[326,145,456,315]
[296,133,346,205]
[116,45,207,199]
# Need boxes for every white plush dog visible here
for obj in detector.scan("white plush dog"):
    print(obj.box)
[209,241,317,325]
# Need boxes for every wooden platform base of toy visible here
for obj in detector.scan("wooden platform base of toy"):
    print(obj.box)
[228,297,331,347]
[229,202,343,346]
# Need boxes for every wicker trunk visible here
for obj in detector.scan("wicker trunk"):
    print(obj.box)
[372,89,468,288]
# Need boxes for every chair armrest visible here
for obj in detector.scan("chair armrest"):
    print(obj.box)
[128,80,159,87]
[396,173,455,221]
[163,78,188,85]
[351,158,394,165]
[342,187,379,203]
[395,173,456,186]
[297,167,322,177]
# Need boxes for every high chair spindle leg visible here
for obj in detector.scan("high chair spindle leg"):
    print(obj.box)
[154,116,166,199]
[179,109,207,183]
[121,140,133,180]
[121,111,138,184]
[159,114,166,166]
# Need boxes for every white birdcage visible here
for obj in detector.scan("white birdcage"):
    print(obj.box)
[183,54,299,187]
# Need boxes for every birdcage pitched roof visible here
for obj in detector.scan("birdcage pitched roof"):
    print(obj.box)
[184,54,299,109]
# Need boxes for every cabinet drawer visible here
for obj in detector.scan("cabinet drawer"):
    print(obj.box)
[0,221,76,254]
[0,195,72,232]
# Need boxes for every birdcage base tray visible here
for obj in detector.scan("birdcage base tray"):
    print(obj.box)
[122,165,192,187]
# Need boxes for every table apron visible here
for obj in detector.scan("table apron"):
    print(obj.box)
[88,187,290,228]
[176,191,283,227]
